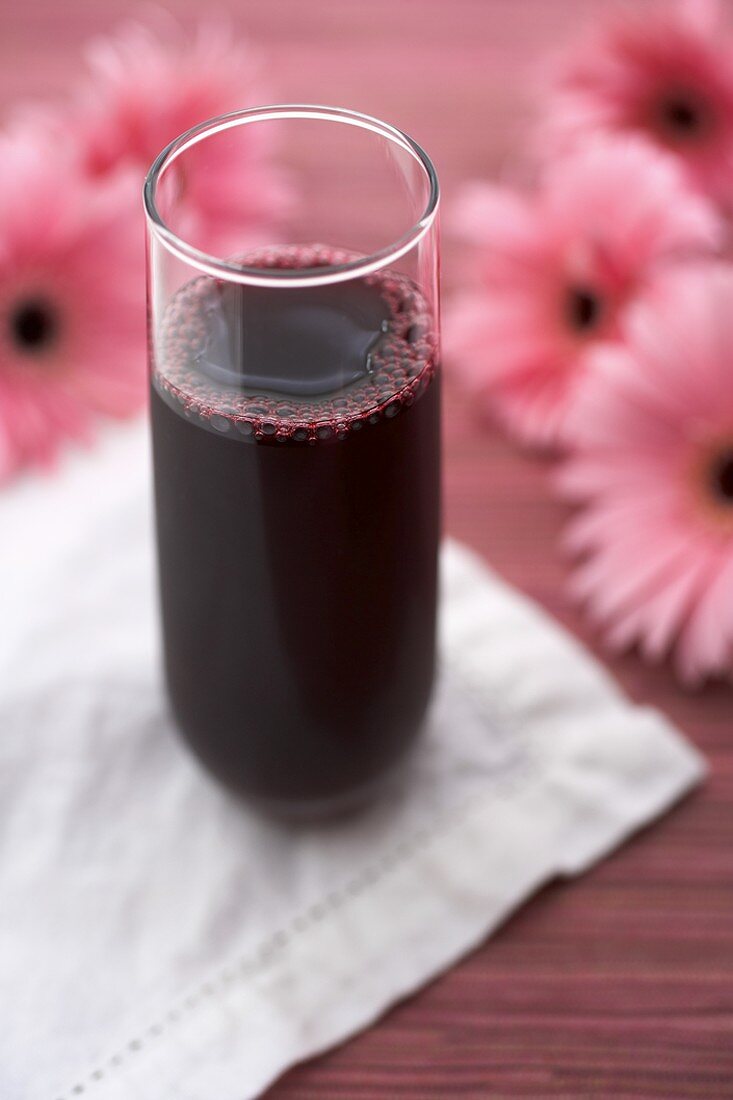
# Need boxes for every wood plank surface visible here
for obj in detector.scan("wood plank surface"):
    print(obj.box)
[3,1,731,1095]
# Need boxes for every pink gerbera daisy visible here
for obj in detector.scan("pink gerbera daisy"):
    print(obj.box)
[558,262,733,685]
[540,0,733,206]
[43,10,288,253]
[0,134,144,482]
[444,138,720,448]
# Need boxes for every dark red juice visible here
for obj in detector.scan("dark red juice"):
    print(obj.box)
[150,246,440,812]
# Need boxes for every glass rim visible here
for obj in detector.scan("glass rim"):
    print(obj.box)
[143,104,440,288]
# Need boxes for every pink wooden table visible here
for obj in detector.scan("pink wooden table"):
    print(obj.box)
[5,1,732,1094]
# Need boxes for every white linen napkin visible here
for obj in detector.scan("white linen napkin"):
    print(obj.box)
[0,422,704,1100]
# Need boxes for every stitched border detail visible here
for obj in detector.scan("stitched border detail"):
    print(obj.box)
[54,673,538,1099]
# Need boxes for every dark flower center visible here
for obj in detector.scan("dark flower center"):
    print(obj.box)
[10,298,58,353]
[567,287,603,333]
[658,92,707,140]
[710,447,733,503]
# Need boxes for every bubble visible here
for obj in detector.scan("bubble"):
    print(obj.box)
[407,320,428,344]
[156,244,437,448]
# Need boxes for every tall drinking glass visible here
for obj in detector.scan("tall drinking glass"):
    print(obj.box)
[144,106,441,816]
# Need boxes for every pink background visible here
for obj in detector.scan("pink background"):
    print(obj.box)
[3,1,733,1095]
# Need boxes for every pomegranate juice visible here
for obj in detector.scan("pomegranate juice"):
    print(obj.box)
[150,246,440,810]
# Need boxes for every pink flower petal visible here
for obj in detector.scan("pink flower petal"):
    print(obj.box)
[538,0,733,206]
[0,131,145,480]
[677,546,733,681]
[559,262,733,685]
[446,136,719,450]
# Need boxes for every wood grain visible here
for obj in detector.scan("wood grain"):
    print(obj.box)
[3,1,732,1094]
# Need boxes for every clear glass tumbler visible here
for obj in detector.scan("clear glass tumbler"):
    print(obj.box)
[144,106,441,816]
